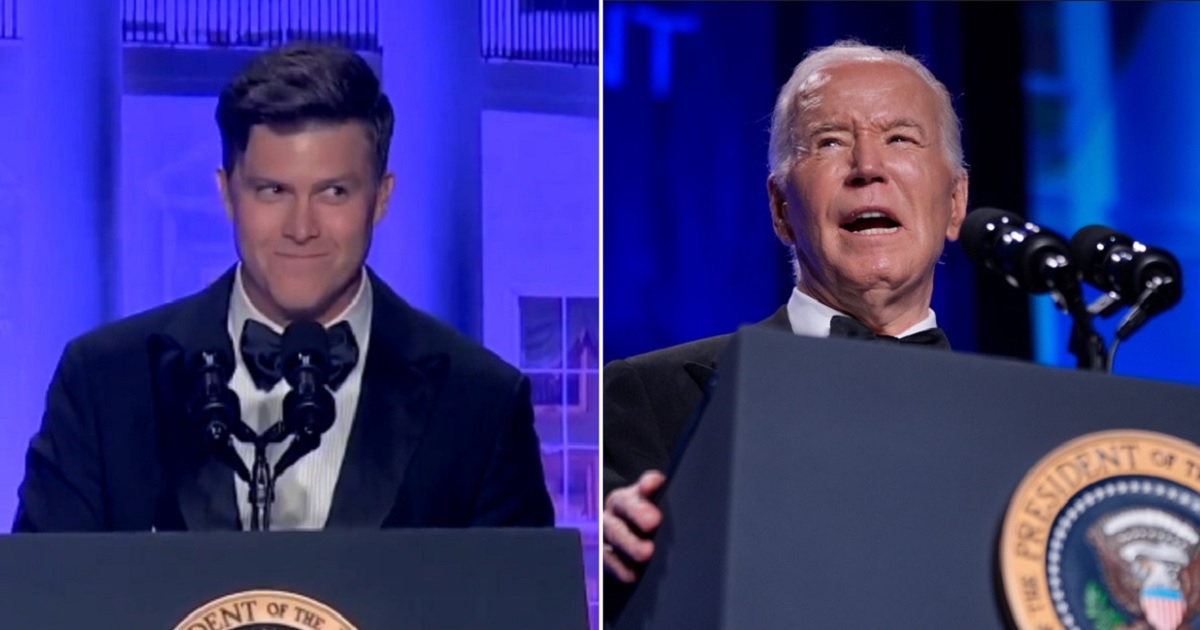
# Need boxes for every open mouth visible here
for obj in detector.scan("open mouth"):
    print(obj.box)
[840,210,901,235]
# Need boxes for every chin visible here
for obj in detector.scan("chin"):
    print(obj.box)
[268,292,328,320]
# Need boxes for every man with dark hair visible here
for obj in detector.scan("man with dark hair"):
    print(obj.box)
[13,43,554,532]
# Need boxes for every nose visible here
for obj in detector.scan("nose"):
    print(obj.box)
[845,136,887,187]
[282,198,320,244]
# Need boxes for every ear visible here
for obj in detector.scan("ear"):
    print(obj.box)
[944,173,969,241]
[216,168,234,221]
[767,175,795,245]
[373,172,394,225]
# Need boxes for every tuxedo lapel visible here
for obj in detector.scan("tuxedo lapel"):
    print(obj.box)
[325,270,450,528]
[151,266,241,531]
[682,305,791,391]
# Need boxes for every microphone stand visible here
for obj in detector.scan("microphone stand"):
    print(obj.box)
[1067,318,1107,372]
[245,421,291,532]
[239,421,326,532]
[1045,256,1109,372]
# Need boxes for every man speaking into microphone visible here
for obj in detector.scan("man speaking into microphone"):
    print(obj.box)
[13,43,554,532]
[603,39,968,614]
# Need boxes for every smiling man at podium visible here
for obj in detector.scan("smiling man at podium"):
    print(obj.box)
[13,43,554,533]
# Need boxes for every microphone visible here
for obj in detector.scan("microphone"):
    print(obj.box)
[1070,225,1183,340]
[186,347,252,482]
[961,207,1106,370]
[275,321,336,477]
[960,207,1080,298]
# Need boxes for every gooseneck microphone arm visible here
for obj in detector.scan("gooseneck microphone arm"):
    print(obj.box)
[247,421,291,532]
[1039,255,1108,372]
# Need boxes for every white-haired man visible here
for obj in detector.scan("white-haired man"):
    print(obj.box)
[602,40,969,615]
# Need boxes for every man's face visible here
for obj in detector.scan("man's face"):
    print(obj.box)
[218,121,393,324]
[769,60,967,309]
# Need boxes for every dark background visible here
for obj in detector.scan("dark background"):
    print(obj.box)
[604,1,1030,362]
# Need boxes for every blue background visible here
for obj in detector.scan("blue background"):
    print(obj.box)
[603,1,1198,390]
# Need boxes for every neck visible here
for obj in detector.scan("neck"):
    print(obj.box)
[239,266,365,328]
[797,277,932,337]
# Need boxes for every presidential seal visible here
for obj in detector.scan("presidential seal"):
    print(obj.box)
[1001,430,1200,630]
[173,590,359,630]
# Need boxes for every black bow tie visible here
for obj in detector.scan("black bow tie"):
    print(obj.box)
[239,320,361,392]
[828,315,950,349]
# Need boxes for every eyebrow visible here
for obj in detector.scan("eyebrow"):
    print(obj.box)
[880,118,926,133]
[313,175,361,189]
[242,176,286,188]
[805,122,853,138]
[241,175,361,188]
[805,118,928,137]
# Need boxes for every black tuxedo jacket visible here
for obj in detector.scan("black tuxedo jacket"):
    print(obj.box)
[14,267,554,532]
[602,307,790,499]
[602,308,788,622]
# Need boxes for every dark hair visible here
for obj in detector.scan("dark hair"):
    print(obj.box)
[215,42,394,178]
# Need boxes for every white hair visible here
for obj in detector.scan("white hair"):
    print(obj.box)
[767,40,967,282]
[767,39,966,186]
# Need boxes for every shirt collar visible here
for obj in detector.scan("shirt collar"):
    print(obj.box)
[785,286,937,339]
[227,264,373,346]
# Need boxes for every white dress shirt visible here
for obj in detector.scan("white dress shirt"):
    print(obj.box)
[226,267,373,530]
[785,287,938,338]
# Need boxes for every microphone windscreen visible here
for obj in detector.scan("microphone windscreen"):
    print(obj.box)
[959,207,1016,265]
[1068,224,1119,276]
[187,345,235,383]
[281,321,330,367]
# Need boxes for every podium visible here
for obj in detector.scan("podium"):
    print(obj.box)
[614,327,1200,629]
[0,527,589,629]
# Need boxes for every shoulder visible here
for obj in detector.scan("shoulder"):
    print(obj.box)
[63,293,205,365]
[616,333,733,376]
[604,333,732,405]
[366,274,527,404]
[405,305,522,386]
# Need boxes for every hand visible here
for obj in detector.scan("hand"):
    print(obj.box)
[602,470,666,583]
